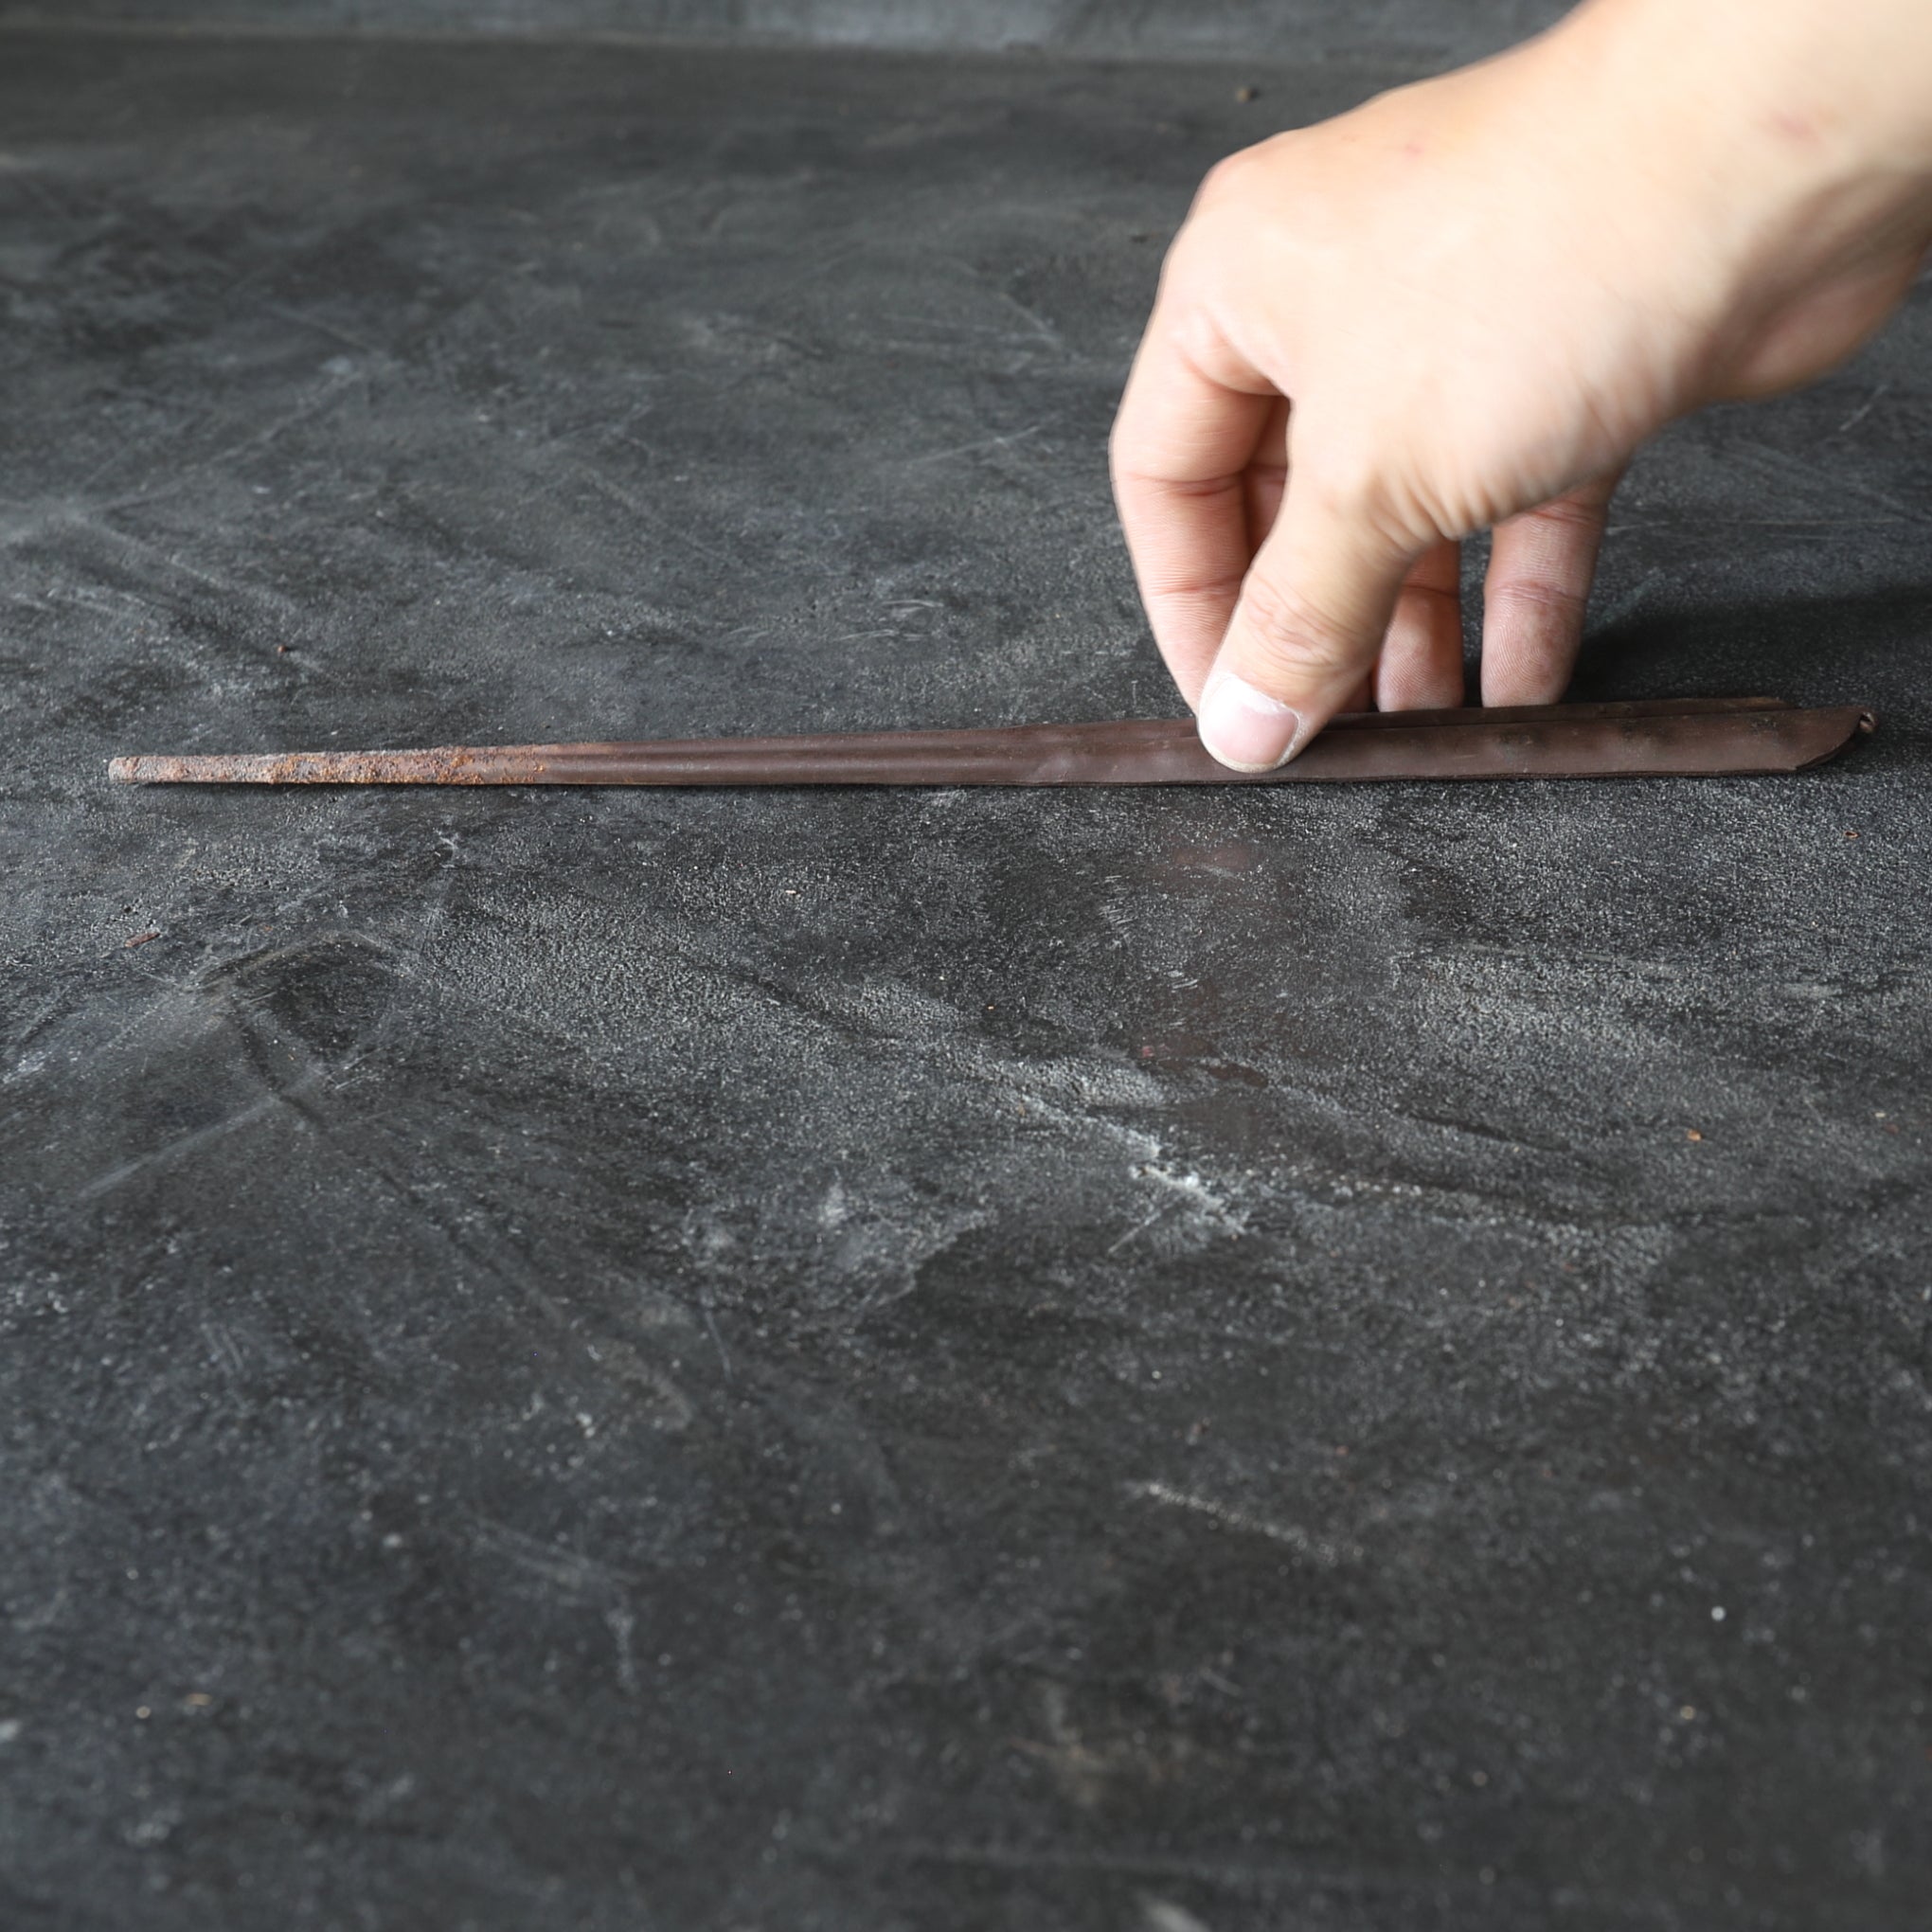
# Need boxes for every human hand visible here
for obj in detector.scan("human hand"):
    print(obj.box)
[1112,0,1932,768]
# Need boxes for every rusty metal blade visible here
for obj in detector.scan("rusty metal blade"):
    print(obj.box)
[108,699,1877,788]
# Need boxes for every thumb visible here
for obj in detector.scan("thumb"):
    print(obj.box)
[1196,479,1420,771]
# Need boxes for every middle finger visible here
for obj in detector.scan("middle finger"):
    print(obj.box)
[1371,537,1465,710]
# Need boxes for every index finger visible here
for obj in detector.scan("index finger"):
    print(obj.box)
[1110,313,1275,709]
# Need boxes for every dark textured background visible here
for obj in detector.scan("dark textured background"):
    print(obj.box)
[3,11,1930,1931]
[0,0,1570,61]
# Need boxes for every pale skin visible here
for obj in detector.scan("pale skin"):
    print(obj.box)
[1112,0,1932,769]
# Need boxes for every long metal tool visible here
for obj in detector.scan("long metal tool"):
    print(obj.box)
[109,697,1875,788]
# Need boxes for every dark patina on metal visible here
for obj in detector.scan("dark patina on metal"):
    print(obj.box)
[109,697,1877,789]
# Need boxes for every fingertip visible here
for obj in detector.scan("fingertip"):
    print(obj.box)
[1478,655,1573,708]
[1197,668,1305,771]
[1192,451,1421,767]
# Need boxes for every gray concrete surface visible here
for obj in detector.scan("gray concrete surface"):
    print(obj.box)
[3,17,1931,1932]
[0,0,1570,63]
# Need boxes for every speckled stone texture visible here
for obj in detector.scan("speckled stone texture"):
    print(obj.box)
[2,19,1930,1932]
[0,0,1571,63]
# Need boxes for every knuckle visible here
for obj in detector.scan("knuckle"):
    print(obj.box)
[1398,576,1460,614]
[1194,151,1256,208]
[1300,451,1395,529]
[1316,461,1436,560]
[1485,577,1588,627]
[1521,493,1605,538]
[1154,564,1249,608]
[1164,299,1224,370]
[1195,130,1299,211]
[1236,573,1359,680]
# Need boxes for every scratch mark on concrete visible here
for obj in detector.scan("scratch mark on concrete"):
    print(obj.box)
[1140,1900,1215,1932]
[1125,1479,1359,1569]
[700,1295,732,1382]
[884,1836,1436,1895]
[904,422,1045,468]
[1107,1200,1173,1255]
[74,1084,312,1202]
[1834,382,1888,435]
[605,1603,639,1692]
[992,285,1064,353]
[471,1516,635,1600]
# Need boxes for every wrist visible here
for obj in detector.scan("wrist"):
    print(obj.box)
[1571,0,1932,187]
[1543,0,1932,325]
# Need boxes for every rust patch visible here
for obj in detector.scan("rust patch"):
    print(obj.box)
[111,746,497,785]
